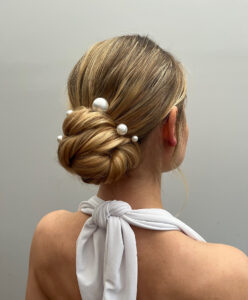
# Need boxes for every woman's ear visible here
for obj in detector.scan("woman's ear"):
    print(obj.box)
[162,106,178,147]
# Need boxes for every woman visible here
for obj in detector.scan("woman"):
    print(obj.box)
[26,34,248,300]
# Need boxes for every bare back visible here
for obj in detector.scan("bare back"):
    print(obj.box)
[39,210,248,300]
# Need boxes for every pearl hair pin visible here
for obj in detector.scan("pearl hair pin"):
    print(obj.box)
[92,97,109,112]
[116,123,127,135]
[92,98,138,142]
[57,135,63,142]
[66,110,73,116]
[57,109,73,142]
[57,97,139,143]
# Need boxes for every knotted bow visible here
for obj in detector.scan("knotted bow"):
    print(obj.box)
[76,195,206,300]
[91,200,132,229]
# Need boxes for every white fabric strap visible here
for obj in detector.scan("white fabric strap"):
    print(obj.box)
[76,195,206,300]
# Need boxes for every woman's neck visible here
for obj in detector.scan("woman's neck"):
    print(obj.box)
[97,170,163,210]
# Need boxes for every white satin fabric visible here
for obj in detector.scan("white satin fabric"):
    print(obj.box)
[76,195,206,300]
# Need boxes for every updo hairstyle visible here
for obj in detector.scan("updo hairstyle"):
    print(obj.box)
[57,34,187,185]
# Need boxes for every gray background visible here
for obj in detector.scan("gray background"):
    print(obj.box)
[1,0,247,299]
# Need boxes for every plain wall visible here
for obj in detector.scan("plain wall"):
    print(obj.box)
[1,0,247,299]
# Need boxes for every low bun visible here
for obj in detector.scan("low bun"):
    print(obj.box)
[57,106,141,185]
[57,34,187,185]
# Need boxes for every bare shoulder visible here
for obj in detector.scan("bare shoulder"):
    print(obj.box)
[195,241,248,299]
[33,209,73,261]
[154,231,248,299]
[29,210,83,299]
[36,209,72,228]
[32,212,248,299]
[33,210,89,262]
[34,209,85,248]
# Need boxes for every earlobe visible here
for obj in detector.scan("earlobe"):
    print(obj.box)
[169,137,177,147]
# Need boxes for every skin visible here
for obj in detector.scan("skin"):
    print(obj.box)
[97,105,189,209]
[26,104,248,300]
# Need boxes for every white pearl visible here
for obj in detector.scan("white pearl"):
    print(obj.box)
[116,123,128,135]
[92,97,109,112]
[131,135,138,142]
[57,135,63,142]
[66,110,73,116]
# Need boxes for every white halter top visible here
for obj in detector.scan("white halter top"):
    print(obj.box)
[76,195,206,300]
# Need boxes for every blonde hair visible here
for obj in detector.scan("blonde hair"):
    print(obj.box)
[57,34,187,188]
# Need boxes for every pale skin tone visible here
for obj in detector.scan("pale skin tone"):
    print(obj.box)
[26,105,248,299]
[97,105,189,209]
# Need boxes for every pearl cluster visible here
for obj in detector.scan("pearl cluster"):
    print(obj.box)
[57,97,139,143]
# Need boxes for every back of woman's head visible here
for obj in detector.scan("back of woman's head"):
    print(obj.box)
[57,34,187,185]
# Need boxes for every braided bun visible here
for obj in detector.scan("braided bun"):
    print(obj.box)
[57,106,141,185]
